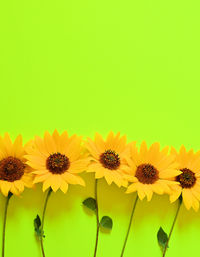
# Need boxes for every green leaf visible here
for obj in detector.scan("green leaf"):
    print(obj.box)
[82,197,97,212]
[157,227,168,251]
[100,216,113,230]
[34,215,44,238]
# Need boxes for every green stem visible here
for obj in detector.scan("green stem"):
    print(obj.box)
[162,197,182,257]
[40,188,52,257]
[120,194,139,257]
[2,192,13,257]
[93,179,99,257]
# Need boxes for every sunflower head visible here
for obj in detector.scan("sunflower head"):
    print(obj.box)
[0,133,33,196]
[125,141,180,201]
[46,152,70,174]
[25,129,90,193]
[169,146,200,211]
[85,131,132,187]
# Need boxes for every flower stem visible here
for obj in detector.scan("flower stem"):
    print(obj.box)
[2,192,13,257]
[120,194,138,257]
[40,188,52,257]
[93,179,99,257]
[162,196,182,257]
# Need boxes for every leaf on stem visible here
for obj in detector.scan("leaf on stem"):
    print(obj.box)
[34,215,44,238]
[157,227,168,251]
[100,216,113,230]
[82,197,97,212]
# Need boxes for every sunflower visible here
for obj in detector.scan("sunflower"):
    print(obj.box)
[169,145,200,211]
[125,141,181,201]
[25,130,89,193]
[0,133,33,196]
[85,131,131,187]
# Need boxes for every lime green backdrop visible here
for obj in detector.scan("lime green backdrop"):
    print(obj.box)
[0,0,200,256]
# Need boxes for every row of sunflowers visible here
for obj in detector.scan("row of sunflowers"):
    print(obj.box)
[0,130,199,257]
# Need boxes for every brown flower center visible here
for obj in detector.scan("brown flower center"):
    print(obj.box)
[99,149,120,170]
[0,156,25,182]
[176,168,196,188]
[46,152,70,174]
[135,163,159,184]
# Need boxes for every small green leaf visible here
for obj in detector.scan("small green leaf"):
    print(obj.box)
[34,215,41,229]
[157,227,168,251]
[82,197,97,212]
[34,215,44,238]
[100,216,113,230]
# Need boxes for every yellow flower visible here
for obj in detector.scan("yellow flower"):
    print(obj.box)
[0,133,33,196]
[169,146,200,211]
[125,141,180,201]
[25,130,89,193]
[85,131,131,187]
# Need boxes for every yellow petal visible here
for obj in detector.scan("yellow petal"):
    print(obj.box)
[111,133,127,154]
[159,169,181,179]
[105,131,115,149]
[3,133,13,156]
[34,136,49,157]
[63,135,82,162]
[170,146,178,156]
[123,174,138,183]
[25,155,45,166]
[95,169,104,179]
[33,173,51,183]
[62,172,85,186]
[10,184,20,196]
[157,180,171,194]
[68,158,90,173]
[60,180,68,193]
[0,181,11,196]
[126,183,138,194]
[152,183,164,195]
[85,139,100,159]
[44,131,57,154]
[42,177,53,191]
[147,142,160,164]
[104,172,113,185]
[52,129,60,144]
[191,187,200,201]
[94,133,105,152]
[139,141,148,163]
[51,175,62,192]
[144,185,153,201]
[192,196,199,212]
[14,180,24,192]
[169,186,182,203]
[12,135,24,158]
[21,174,33,188]
[137,186,146,200]
[182,189,192,210]
[32,170,49,175]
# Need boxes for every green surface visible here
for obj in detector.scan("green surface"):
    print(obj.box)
[0,0,200,256]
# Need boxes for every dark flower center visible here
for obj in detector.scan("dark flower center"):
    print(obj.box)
[99,149,120,170]
[135,163,159,184]
[0,156,25,182]
[46,152,70,174]
[176,168,196,188]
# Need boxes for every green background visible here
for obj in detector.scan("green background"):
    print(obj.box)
[0,0,200,256]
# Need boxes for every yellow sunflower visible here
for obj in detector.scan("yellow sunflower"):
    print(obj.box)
[169,146,200,211]
[125,141,181,201]
[85,131,131,187]
[25,130,90,193]
[0,133,33,196]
